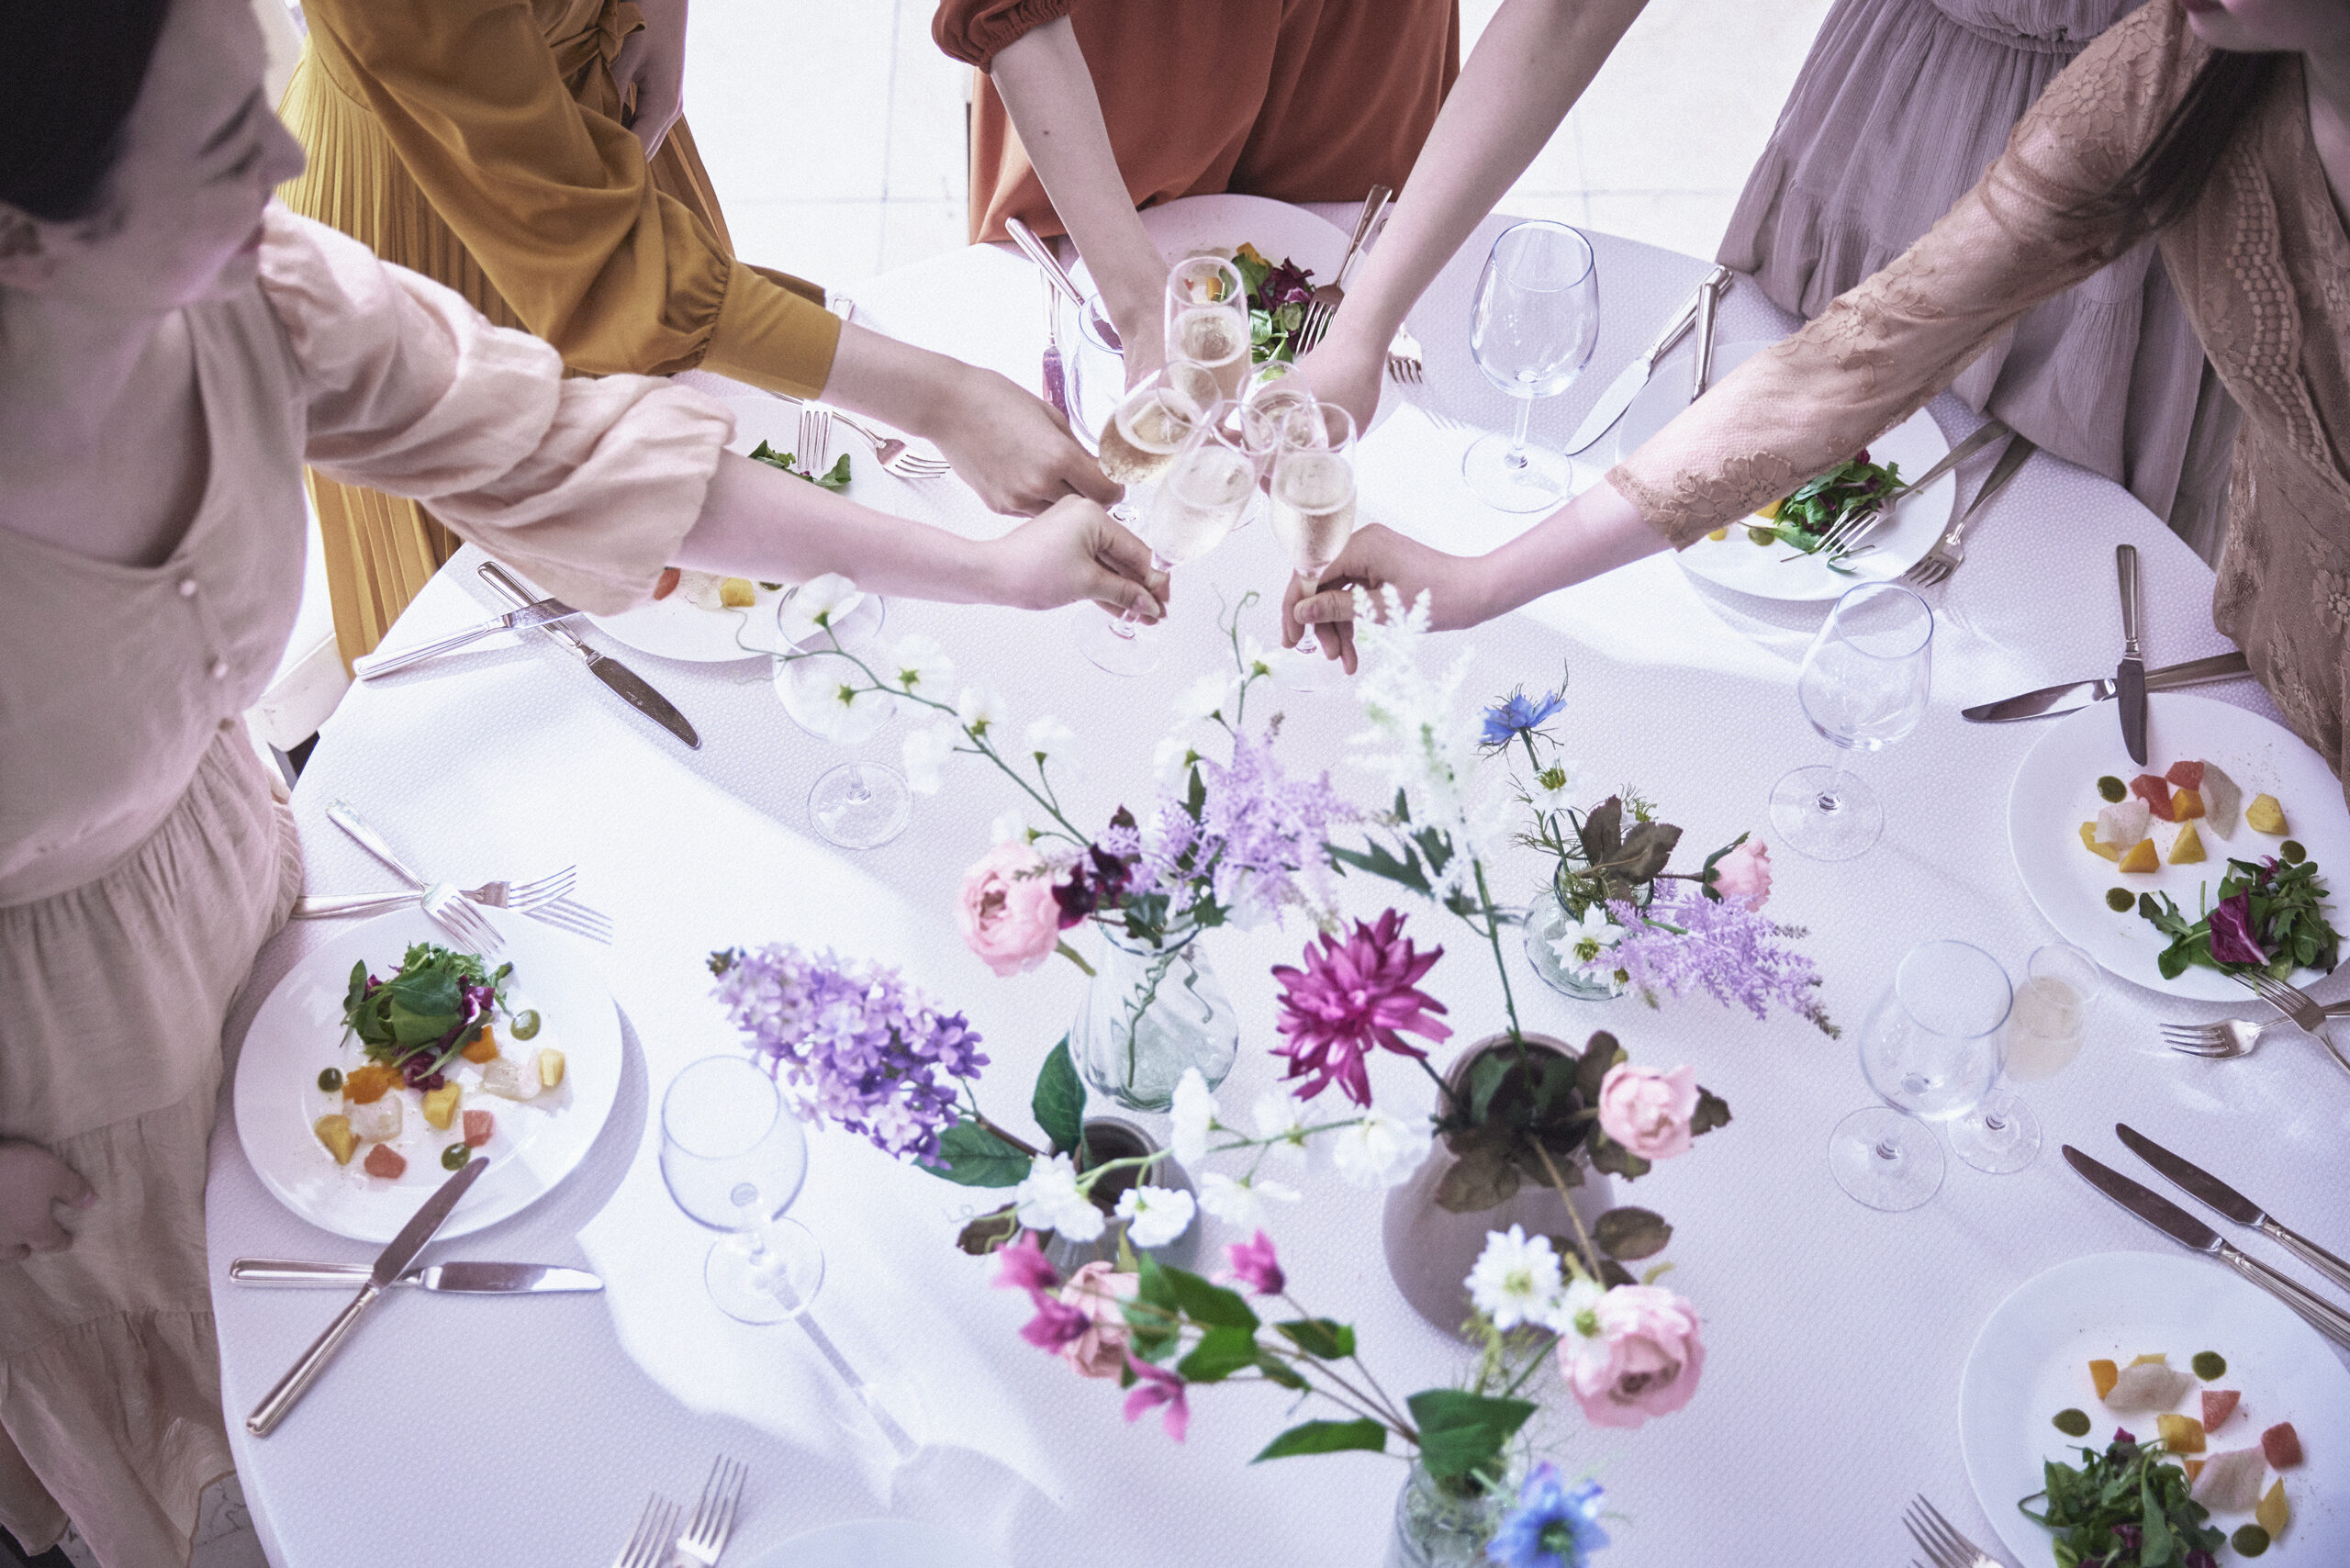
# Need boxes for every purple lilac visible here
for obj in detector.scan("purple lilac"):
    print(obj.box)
[709,943,988,1165]
[1126,732,1345,926]
[1606,890,1838,1036]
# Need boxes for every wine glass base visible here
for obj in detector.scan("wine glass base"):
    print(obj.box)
[809,762,912,850]
[1462,434,1582,512]
[706,1218,824,1324]
[776,646,896,745]
[1828,1105,1945,1211]
[1949,1090,2042,1174]
[1074,610,1165,678]
[1770,765,1886,861]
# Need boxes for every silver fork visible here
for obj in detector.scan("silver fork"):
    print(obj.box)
[1905,1495,1998,1568]
[473,883,613,944]
[669,1455,748,1567]
[1904,432,2036,588]
[2238,970,2350,1072]
[292,867,576,920]
[1296,185,1393,356]
[816,404,951,480]
[612,1493,681,1568]
[797,404,830,475]
[325,801,501,953]
[1385,323,1425,386]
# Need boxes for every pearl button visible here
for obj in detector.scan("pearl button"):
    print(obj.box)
[178,577,197,599]
[208,656,229,680]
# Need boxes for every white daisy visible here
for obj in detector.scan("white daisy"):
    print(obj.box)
[1465,1225,1564,1331]
[1114,1184,1197,1249]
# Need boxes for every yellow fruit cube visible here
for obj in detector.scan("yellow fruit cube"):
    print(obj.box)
[315,1114,357,1165]
[2118,838,2159,873]
[2129,1352,2169,1367]
[2257,1478,2288,1538]
[421,1082,462,1130]
[2090,1359,2120,1399]
[2169,822,2207,865]
[2172,788,2204,820]
[2157,1412,2207,1453]
[537,1048,565,1090]
[1707,527,1729,542]
[1756,498,1785,521]
[2246,793,2288,834]
[2081,823,2121,862]
[719,577,757,609]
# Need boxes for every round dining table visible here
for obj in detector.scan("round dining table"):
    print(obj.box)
[207,207,2348,1567]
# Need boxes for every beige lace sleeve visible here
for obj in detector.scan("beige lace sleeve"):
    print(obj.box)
[1609,1,2202,547]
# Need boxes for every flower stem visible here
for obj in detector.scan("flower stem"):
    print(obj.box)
[1529,1139,1604,1284]
[972,1112,1042,1160]
[1472,859,1525,1045]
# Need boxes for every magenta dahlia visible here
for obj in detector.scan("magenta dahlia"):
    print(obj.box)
[1270,910,1451,1104]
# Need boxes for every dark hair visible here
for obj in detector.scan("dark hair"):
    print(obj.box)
[0,0,173,222]
[2072,50,2285,236]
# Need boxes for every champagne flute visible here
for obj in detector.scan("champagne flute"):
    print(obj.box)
[1771,581,1932,861]
[1462,221,1599,512]
[1951,943,2099,1174]
[1079,362,1218,676]
[1270,401,1359,690]
[1165,254,1252,405]
[660,1055,825,1324]
[1830,939,2011,1212]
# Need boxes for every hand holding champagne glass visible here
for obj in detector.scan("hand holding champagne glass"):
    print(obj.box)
[1165,255,1252,405]
[1270,401,1359,686]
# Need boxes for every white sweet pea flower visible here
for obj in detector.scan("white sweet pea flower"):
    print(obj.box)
[778,573,863,647]
[1114,1184,1197,1249]
[1013,1154,1104,1241]
[1251,1089,1312,1169]
[956,685,1007,739]
[776,655,894,745]
[1330,1109,1431,1189]
[1465,1225,1564,1331]
[885,633,954,699]
[1169,1068,1217,1166]
[1550,1275,1608,1342]
[1237,635,1276,682]
[1152,733,1201,785]
[1197,1171,1302,1229]
[901,722,958,795]
[1172,670,1230,723]
[1024,715,1077,760]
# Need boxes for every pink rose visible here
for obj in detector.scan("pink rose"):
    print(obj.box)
[1710,839,1772,910]
[958,841,1061,977]
[1595,1063,1699,1161]
[1557,1283,1704,1428]
[1057,1261,1138,1380]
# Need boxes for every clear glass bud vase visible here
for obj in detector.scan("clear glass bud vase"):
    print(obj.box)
[1387,1460,1511,1568]
[1071,930,1237,1112]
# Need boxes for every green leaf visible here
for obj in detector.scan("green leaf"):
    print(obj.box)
[1578,797,1624,863]
[932,1120,1030,1187]
[1467,1048,1514,1124]
[1033,1037,1085,1158]
[954,1209,1020,1256]
[817,453,853,490]
[1608,821,1684,883]
[1255,1354,1309,1391]
[1594,1205,1673,1260]
[1253,1418,1387,1462]
[1406,1390,1537,1484]
[1689,1087,1733,1137]
[1326,837,1432,895]
[1272,1318,1356,1360]
[1177,1325,1261,1383]
[1588,1137,1653,1182]
[1165,1266,1260,1330]
[1574,1031,1623,1104]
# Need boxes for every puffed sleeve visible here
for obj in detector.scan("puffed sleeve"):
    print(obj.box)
[262,206,732,615]
[1606,2,2194,546]
[933,0,1072,69]
[301,0,839,397]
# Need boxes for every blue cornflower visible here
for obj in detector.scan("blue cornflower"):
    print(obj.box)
[1485,1463,1609,1568]
[1479,689,1566,748]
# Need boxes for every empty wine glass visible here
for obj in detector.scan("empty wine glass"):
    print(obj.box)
[1830,939,2012,1212]
[1771,581,1932,861]
[1950,943,2099,1174]
[1463,221,1599,512]
[1164,254,1251,405]
[660,1055,825,1324]
[1080,361,1222,676]
[1270,401,1359,691]
[773,582,907,849]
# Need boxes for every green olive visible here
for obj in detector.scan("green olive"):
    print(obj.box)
[2280,839,2306,865]
[440,1143,472,1171]
[2232,1524,2270,1557]
[2097,776,2128,802]
[509,1009,542,1041]
[1746,525,1775,546]
[2052,1407,2091,1439]
[317,1067,343,1093]
[2191,1350,2227,1380]
[2106,888,2135,913]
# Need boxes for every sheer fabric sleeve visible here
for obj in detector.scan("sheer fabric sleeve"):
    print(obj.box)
[302,0,839,397]
[1607,1,2198,547]
[932,0,1073,69]
[262,207,733,615]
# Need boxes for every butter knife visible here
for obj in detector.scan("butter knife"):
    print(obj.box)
[1563,265,1730,456]
[246,1156,490,1436]
[1690,266,1729,400]
[2114,1125,2350,1296]
[231,1258,603,1294]
[2064,1146,2350,1350]
[2116,543,2148,764]
[349,599,582,681]
[1962,651,2250,722]
[1005,217,1121,352]
[476,561,700,750]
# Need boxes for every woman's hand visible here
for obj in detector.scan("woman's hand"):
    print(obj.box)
[983,496,1169,619]
[1098,266,1169,392]
[926,364,1123,516]
[0,1141,94,1263]
[612,0,689,159]
[1292,327,1386,436]
[1279,524,1490,673]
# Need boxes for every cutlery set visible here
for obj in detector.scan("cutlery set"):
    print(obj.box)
[613,1457,747,1568]
[305,799,613,946]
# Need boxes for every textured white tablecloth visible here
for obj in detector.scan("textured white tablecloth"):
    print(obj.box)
[208,213,2347,1568]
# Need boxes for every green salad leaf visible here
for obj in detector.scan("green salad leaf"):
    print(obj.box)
[2137,854,2338,980]
[340,943,509,1074]
[2020,1430,2222,1568]
[748,440,852,491]
[1742,454,1905,570]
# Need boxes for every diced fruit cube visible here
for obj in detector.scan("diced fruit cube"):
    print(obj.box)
[2089,1359,2119,1399]
[2246,794,2288,834]
[2189,1446,2267,1511]
[346,1094,401,1143]
[421,1082,462,1130]
[2118,838,2159,873]
[480,1054,542,1101]
[343,1062,400,1104]
[2200,764,2243,838]
[1706,527,1729,542]
[314,1114,357,1165]
[2097,800,2153,850]
[720,577,757,609]
[2169,822,2207,864]
[2257,1479,2288,1538]
[2082,823,2121,862]
[2184,1458,2206,1484]
[2261,1421,2301,1469]
[2129,1352,2170,1366]
[2132,775,2177,821]
[2172,788,2205,820]
[363,1143,408,1180]
[461,1025,498,1064]
[653,566,681,601]
[2202,1390,2240,1429]
[2166,760,2206,790]
[1756,498,1784,521]
[462,1109,495,1148]
[536,1048,565,1090]
[2158,1412,2207,1453]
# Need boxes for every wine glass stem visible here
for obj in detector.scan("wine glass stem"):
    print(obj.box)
[1506,394,1534,469]
[1874,1138,1901,1162]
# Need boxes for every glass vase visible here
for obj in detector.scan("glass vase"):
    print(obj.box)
[1387,1459,1512,1568]
[1036,1116,1201,1275]
[1071,930,1237,1113]
[1522,888,1626,1002]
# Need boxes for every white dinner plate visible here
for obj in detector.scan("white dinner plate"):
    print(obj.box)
[233,908,621,1242]
[1610,341,1956,601]
[1960,1251,2348,1568]
[583,578,791,664]
[2007,692,2346,1001]
[739,1519,1012,1568]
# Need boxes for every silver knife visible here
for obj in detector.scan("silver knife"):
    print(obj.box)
[246,1155,490,1436]
[476,561,700,749]
[2064,1146,2350,1350]
[2114,1125,2350,1296]
[2116,543,2148,765]
[1961,651,2251,722]
[1804,419,2016,563]
[349,599,583,681]
[1690,266,1729,400]
[231,1258,603,1294]
[1004,218,1122,352]
[1564,265,1731,456]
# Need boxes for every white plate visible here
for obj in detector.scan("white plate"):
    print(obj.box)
[2007,692,2346,1001]
[1610,341,1956,601]
[1960,1251,2349,1568]
[739,1519,1012,1568]
[584,580,789,664]
[233,909,621,1242]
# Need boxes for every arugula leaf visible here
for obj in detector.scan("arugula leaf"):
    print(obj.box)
[2136,856,2338,980]
[747,440,853,490]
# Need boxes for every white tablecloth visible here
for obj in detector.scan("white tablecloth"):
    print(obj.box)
[208,212,2347,1568]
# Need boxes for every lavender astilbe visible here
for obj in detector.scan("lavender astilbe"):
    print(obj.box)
[1606,890,1840,1036]
[1128,731,1347,929]
[709,944,988,1164]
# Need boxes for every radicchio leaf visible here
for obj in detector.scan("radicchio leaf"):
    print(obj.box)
[2208,891,2268,966]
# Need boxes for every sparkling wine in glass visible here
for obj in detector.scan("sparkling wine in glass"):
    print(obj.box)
[1949,942,2099,1175]
[1830,939,2011,1212]
[660,1055,825,1323]
[1771,581,1932,861]
[1270,401,1359,690]
[1462,221,1599,512]
[1079,362,1220,677]
[1165,254,1252,405]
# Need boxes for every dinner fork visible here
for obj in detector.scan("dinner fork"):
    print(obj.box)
[796,404,831,475]
[669,1455,748,1568]
[325,801,501,954]
[471,881,613,944]
[1904,1495,1999,1568]
[612,1493,681,1568]
[801,402,950,481]
[1295,185,1393,355]
[1903,431,2036,588]
[291,867,576,921]
[1385,323,1425,386]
